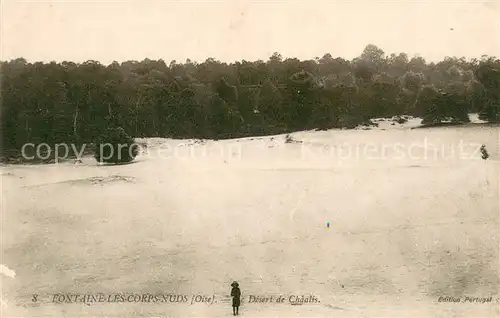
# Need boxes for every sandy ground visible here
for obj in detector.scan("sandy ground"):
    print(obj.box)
[1,117,499,317]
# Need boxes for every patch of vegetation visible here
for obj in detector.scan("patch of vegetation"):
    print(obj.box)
[94,127,139,164]
[2,47,499,165]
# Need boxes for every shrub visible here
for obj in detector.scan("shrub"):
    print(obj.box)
[421,92,470,125]
[94,127,138,164]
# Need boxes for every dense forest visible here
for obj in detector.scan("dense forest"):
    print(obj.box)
[1,44,499,158]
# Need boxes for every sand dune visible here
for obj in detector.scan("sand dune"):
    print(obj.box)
[1,122,499,317]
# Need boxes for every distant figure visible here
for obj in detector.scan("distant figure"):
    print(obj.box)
[231,281,241,316]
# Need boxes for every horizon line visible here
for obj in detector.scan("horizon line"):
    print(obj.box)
[3,52,499,66]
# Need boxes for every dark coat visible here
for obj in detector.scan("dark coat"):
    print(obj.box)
[231,287,241,307]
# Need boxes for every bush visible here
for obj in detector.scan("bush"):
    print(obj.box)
[421,92,470,125]
[94,127,139,164]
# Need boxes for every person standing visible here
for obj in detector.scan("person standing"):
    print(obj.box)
[230,281,241,316]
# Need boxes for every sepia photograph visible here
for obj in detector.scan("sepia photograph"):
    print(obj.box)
[1,0,499,317]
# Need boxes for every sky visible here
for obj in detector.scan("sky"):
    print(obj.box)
[1,0,499,64]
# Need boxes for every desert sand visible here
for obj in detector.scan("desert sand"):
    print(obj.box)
[1,116,499,317]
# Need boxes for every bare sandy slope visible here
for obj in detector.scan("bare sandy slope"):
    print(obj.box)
[1,123,499,317]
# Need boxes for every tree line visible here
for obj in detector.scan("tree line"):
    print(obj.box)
[1,44,499,158]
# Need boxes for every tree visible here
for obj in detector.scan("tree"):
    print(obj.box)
[286,70,319,128]
[255,79,284,127]
[474,64,500,122]
[94,127,138,164]
[215,77,239,106]
[360,44,386,72]
[2,47,499,163]
[421,90,470,125]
